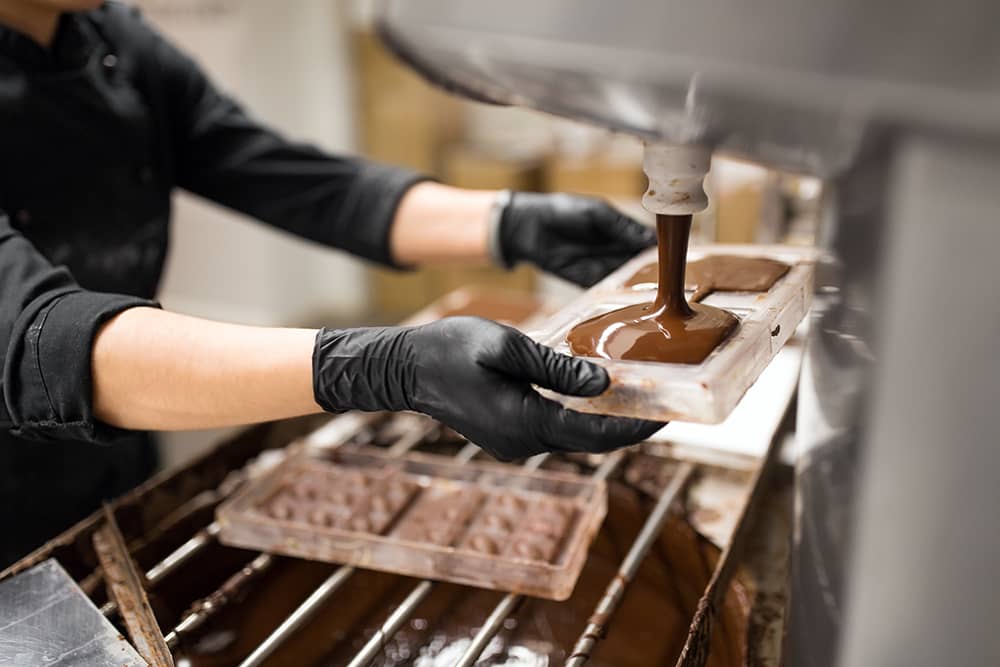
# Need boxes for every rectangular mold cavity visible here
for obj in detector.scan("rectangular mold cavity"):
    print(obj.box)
[216,446,607,601]
[528,244,815,423]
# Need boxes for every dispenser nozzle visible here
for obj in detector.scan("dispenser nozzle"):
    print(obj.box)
[641,143,712,215]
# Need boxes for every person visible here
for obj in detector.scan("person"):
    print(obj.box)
[0,0,662,567]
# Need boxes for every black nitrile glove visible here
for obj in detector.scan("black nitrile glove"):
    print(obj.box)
[498,192,656,287]
[313,317,664,461]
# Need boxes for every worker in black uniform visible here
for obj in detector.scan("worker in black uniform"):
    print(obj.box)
[0,0,663,567]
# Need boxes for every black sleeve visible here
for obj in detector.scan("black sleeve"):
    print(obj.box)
[140,12,428,268]
[0,212,157,443]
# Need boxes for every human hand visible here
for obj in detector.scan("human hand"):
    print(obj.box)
[497,192,655,287]
[313,317,664,460]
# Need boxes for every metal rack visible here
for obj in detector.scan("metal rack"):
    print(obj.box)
[2,411,777,666]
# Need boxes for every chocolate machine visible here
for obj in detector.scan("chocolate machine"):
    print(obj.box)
[376,2,1000,666]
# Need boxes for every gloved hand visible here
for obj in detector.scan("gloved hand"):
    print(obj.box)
[498,192,656,287]
[313,317,664,461]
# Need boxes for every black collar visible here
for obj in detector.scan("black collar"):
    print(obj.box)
[0,12,98,73]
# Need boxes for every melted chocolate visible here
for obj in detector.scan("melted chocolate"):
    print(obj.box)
[625,254,790,302]
[567,215,738,364]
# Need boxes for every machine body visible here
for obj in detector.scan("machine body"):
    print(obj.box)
[377,2,1000,665]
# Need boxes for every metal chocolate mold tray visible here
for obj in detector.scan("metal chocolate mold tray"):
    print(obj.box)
[528,244,815,424]
[216,446,606,600]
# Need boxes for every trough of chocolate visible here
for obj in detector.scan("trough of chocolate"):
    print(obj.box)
[530,243,815,423]
[216,446,607,600]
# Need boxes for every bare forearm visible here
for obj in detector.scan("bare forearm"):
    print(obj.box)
[93,307,320,430]
[390,182,495,265]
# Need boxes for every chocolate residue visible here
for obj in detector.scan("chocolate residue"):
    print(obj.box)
[625,254,790,302]
[566,215,738,364]
[172,480,748,667]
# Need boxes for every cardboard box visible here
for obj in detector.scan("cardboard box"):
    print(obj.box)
[442,145,543,191]
[353,30,463,173]
[544,153,645,199]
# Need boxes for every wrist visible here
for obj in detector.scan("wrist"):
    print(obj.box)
[389,183,495,266]
[487,189,515,268]
[312,327,414,414]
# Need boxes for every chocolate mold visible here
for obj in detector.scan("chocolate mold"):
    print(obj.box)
[529,243,815,423]
[217,446,607,600]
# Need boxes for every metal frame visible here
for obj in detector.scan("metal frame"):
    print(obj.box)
[22,411,769,667]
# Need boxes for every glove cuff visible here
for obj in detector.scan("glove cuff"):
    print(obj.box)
[488,189,515,269]
[312,327,415,414]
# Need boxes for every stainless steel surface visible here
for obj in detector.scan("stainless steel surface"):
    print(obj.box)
[832,137,1000,667]
[92,507,174,667]
[0,559,146,667]
[788,145,886,667]
[790,133,1000,667]
[566,462,696,667]
[379,0,1000,177]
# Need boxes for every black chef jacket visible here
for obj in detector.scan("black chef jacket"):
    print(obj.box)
[0,3,424,567]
